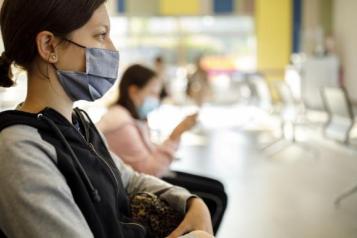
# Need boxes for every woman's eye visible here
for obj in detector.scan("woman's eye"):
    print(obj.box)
[97,33,107,41]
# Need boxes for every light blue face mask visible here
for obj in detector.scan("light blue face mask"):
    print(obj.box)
[55,39,119,102]
[138,96,160,120]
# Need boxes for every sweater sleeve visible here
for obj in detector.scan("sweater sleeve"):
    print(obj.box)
[107,122,178,177]
[111,151,196,215]
[98,105,180,177]
[0,125,94,238]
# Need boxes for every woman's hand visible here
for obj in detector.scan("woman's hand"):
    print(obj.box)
[166,197,213,238]
[169,113,198,141]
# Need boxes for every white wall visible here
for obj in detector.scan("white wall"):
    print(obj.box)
[106,0,118,16]
[334,0,357,101]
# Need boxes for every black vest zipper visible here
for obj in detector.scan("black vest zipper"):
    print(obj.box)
[68,123,146,232]
[73,109,146,233]
[69,123,121,212]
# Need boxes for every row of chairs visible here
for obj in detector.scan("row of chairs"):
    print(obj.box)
[245,73,357,207]
[322,87,357,207]
[246,73,320,150]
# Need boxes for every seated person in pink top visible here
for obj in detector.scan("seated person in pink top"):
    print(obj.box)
[97,64,227,235]
[98,65,197,177]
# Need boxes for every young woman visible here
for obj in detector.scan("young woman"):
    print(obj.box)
[98,64,198,177]
[97,64,227,234]
[0,1,213,238]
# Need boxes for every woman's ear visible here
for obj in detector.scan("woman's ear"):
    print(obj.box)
[129,85,138,98]
[129,85,140,107]
[35,31,61,64]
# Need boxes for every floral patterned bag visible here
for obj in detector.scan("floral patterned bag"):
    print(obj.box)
[129,192,184,238]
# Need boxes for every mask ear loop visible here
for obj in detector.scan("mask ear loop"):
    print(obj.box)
[61,38,88,74]
[63,38,86,49]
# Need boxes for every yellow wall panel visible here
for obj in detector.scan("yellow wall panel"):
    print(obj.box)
[256,0,292,100]
[256,0,292,71]
[160,0,201,15]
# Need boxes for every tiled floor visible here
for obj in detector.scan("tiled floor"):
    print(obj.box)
[170,110,357,238]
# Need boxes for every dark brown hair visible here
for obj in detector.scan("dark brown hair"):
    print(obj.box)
[115,64,157,120]
[0,0,106,87]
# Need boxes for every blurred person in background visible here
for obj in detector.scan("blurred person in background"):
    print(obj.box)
[186,56,212,106]
[98,65,197,177]
[97,64,227,234]
[154,55,169,101]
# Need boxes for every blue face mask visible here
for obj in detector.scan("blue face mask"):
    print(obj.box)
[138,97,160,120]
[55,39,119,102]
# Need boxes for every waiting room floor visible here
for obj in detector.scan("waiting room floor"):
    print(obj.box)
[167,105,357,238]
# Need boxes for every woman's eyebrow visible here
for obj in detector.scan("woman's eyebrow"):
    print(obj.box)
[96,24,109,31]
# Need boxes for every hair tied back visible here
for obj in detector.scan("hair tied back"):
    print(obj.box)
[0,51,14,88]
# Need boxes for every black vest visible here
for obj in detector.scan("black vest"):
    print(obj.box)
[0,108,147,238]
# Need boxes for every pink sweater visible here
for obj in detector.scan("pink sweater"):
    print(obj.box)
[97,105,179,177]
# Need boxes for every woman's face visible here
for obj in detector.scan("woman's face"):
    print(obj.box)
[55,4,115,73]
[130,78,161,108]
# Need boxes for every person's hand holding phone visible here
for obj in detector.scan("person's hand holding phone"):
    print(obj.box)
[169,112,199,141]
